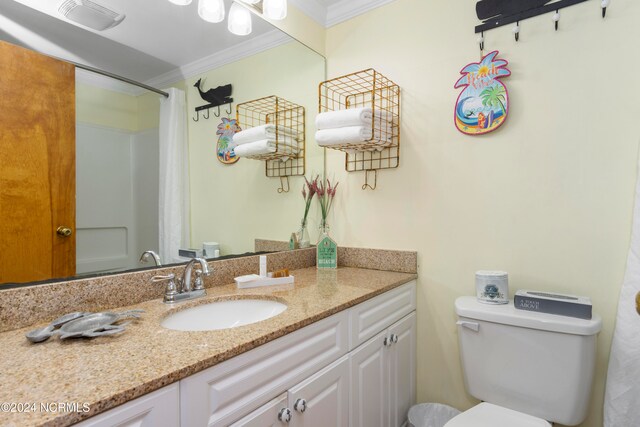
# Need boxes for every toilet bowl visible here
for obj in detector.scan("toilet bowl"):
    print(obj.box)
[444,402,550,427]
[452,296,602,426]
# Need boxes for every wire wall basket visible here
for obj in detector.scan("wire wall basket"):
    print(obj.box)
[318,68,400,189]
[236,95,306,180]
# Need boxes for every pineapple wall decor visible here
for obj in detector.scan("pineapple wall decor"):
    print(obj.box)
[216,117,241,164]
[454,51,510,136]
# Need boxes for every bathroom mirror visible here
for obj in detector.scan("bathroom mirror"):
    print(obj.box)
[0,0,325,286]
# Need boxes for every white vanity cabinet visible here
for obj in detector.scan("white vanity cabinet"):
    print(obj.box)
[231,356,350,427]
[74,383,179,427]
[348,279,417,427]
[75,281,416,427]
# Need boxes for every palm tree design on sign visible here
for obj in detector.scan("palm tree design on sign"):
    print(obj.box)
[480,85,506,115]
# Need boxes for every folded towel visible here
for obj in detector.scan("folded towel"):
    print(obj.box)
[315,107,393,130]
[315,126,392,147]
[234,124,298,146]
[234,139,299,157]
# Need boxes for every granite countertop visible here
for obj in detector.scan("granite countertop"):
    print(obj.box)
[0,267,417,427]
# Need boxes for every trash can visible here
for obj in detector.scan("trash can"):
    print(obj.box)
[408,403,461,427]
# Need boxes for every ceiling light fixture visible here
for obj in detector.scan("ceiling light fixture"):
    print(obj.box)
[198,0,225,23]
[167,0,287,36]
[228,2,252,36]
[263,0,287,20]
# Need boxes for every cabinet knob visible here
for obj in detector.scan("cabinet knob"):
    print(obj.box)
[278,408,292,423]
[56,226,73,237]
[294,398,307,413]
[383,336,391,347]
[391,333,398,344]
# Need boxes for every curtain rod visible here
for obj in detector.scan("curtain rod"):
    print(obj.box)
[72,61,170,98]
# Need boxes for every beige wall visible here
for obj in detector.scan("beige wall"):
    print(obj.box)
[76,83,139,131]
[324,0,640,426]
[264,5,325,55]
[76,83,162,132]
[185,41,325,255]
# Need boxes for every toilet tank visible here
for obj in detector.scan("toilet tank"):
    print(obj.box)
[455,296,602,426]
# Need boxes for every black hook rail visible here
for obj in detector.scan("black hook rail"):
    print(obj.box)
[192,99,233,122]
[475,0,591,34]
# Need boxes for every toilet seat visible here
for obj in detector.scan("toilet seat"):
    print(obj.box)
[444,402,552,427]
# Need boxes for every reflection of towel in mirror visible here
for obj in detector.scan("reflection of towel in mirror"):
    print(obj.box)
[234,138,299,157]
[234,124,298,146]
[315,107,392,130]
[315,125,392,147]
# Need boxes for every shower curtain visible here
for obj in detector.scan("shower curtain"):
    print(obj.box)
[159,88,190,264]
[604,152,640,426]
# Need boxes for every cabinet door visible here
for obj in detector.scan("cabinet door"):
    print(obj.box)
[389,312,417,427]
[74,383,179,427]
[229,394,289,427]
[289,355,349,427]
[181,311,348,427]
[349,330,389,427]
[349,281,416,350]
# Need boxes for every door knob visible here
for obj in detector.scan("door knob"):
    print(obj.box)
[56,226,73,237]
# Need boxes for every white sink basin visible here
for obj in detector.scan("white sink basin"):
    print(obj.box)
[161,299,287,331]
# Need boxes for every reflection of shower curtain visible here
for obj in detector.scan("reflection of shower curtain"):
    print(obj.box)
[604,151,640,426]
[159,88,190,264]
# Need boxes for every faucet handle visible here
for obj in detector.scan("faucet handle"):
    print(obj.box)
[151,274,178,303]
[193,269,205,291]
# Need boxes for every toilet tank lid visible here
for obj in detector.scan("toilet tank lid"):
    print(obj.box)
[455,296,602,335]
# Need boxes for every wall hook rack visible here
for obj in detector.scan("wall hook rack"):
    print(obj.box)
[193,78,233,122]
[601,0,610,18]
[474,0,604,35]
[277,176,290,193]
[362,170,378,191]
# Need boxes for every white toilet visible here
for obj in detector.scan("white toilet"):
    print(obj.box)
[447,296,602,426]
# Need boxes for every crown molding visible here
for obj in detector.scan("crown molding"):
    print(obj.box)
[144,29,293,90]
[288,0,328,26]
[325,0,397,27]
[75,68,141,96]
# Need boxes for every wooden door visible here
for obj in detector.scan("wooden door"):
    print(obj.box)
[289,355,349,427]
[0,40,75,284]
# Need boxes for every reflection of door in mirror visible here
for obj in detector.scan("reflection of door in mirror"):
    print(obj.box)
[0,40,76,284]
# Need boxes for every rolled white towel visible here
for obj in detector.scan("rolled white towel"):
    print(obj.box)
[315,107,393,130]
[315,125,392,147]
[234,124,298,146]
[234,139,298,157]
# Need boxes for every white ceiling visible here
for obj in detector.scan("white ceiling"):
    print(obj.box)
[1,0,282,84]
[0,0,395,90]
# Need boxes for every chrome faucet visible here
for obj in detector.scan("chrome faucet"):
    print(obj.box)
[139,250,162,266]
[151,257,211,304]
[179,257,210,293]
